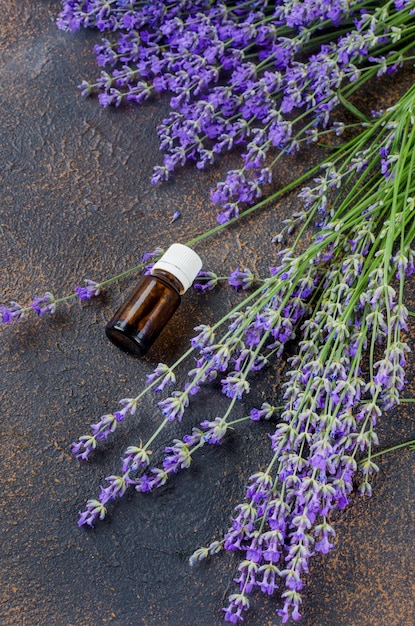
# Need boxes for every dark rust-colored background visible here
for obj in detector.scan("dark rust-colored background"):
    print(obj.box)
[1,3,415,625]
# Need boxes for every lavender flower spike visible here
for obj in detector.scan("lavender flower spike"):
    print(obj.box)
[30,292,56,316]
[1,301,24,324]
[78,498,107,527]
[75,279,101,300]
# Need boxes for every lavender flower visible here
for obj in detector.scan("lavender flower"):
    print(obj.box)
[72,398,138,460]
[171,210,181,223]
[1,302,24,324]
[78,497,107,528]
[193,271,220,292]
[141,247,164,263]
[74,279,101,300]
[228,267,257,290]
[158,391,189,421]
[71,435,98,461]
[30,292,57,316]
[122,444,152,473]
[250,402,276,421]
[146,362,176,392]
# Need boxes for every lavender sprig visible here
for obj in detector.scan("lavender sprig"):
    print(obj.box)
[0,249,163,327]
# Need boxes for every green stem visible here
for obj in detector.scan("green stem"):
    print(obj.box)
[143,417,170,452]
[363,439,415,461]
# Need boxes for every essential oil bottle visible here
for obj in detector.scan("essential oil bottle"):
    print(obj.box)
[105,244,203,356]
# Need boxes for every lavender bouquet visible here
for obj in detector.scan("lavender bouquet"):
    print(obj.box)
[2,0,415,623]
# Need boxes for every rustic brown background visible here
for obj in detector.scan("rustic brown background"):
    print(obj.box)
[1,2,415,625]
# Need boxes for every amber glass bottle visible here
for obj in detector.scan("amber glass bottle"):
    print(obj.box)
[105,244,203,356]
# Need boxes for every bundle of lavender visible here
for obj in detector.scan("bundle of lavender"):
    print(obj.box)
[70,86,415,622]
[57,0,415,221]
[1,0,415,623]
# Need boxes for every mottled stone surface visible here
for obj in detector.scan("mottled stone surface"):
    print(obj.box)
[1,2,414,625]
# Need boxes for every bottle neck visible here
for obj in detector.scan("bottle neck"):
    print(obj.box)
[151,269,185,294]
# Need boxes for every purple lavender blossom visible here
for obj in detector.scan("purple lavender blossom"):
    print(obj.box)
[71,435,98,461]
[1,301,24,324]
[72,398,138,460]
[141,247,164,263]
[121,445,151,472]
[78,473,133,527]
[221,371,250,399]
[74,279,101,300]
[193,271,219,292]
[249,402,276,421]
[190,324,215,349]
[171,210,181,223]
[199,417,228,444]
[114,396,138,421]
[163,439,192,472]
[78,497,107,528]
[158,391,189,421]
[146,362,176,392]
[222,593,250,624]
[228,267,257,290]
[30,292,56,316]
[91,413,119,440]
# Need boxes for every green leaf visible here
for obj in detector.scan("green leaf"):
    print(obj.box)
[338,90,371,124]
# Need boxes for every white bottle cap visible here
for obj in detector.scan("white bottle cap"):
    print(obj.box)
[151,244,203,294]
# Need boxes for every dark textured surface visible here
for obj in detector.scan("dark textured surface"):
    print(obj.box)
[1,2,415,625]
